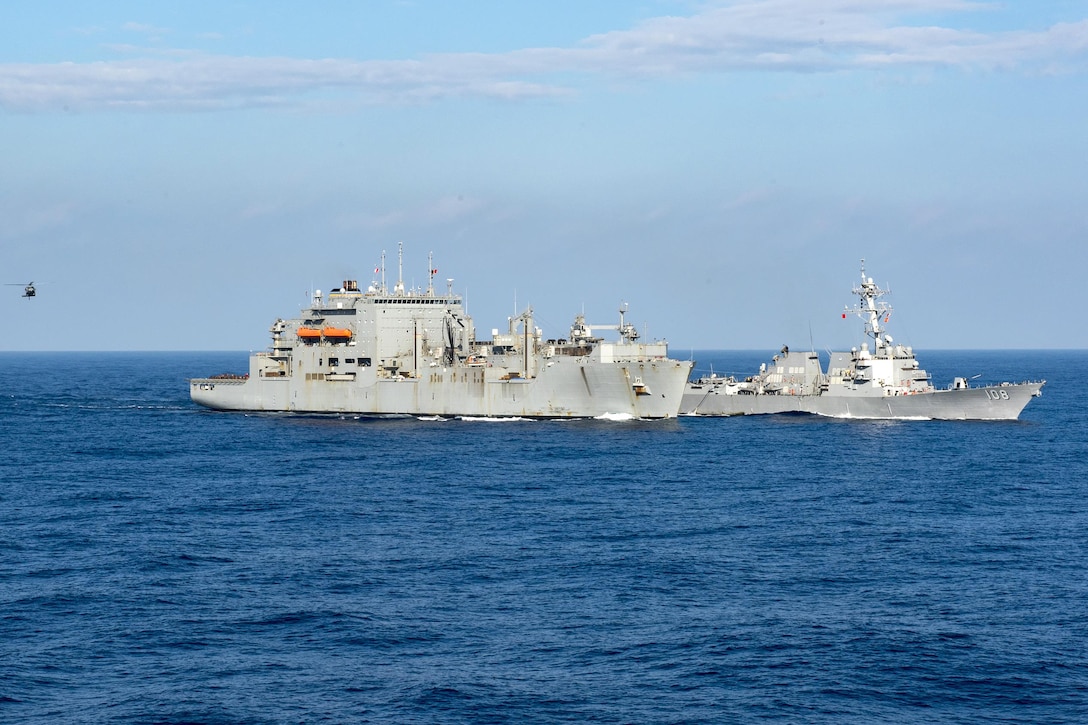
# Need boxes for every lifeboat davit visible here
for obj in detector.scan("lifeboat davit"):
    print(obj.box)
[322,327,353,341]
[297,327,322,341]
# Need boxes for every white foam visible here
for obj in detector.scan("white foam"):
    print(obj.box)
[823,412,932,422]
[594,412,638,421]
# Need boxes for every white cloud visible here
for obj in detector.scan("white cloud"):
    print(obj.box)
[724,187,779,210]
[1,1,1086,111]
[238,202,283,220]
[121,22,169,35]
[335,195,488,232]
[0,199,81,240]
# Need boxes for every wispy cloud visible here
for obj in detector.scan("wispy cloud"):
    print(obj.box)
[336,195,489,232]
[121,22,169,35]
[0,198,81,240]
[2,0,1086,111]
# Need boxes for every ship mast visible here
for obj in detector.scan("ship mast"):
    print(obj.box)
[380,249,387,294]
[393,242,405,295]
[427,251,435,296]
[844,259,893,351]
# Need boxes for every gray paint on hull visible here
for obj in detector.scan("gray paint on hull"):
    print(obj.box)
[681,381,1044,420]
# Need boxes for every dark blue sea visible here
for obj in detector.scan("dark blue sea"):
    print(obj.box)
[2,350,1085,724]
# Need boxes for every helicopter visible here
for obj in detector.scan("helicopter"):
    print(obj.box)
[5,282,35,297]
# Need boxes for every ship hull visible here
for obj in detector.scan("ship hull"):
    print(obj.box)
[193,358,693,419]
[681,382,1044,421]
[189,256,692,419]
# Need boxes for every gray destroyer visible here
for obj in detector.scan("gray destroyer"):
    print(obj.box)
[191,248,692,418]
[681,262,1044,420]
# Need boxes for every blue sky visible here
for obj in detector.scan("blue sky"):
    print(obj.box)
[2,1,1087,351]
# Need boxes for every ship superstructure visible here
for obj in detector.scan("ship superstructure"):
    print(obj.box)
[191,247,692,418]
[681,261,1044,420]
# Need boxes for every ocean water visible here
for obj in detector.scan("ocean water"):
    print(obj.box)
[1,350,1085,724]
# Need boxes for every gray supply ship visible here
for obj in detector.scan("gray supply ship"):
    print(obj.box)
[681,261,1044,420]
[190,247,692,418]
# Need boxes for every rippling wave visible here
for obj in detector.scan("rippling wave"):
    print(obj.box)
[1,350,1085,723]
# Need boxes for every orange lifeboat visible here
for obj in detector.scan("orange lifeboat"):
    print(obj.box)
[322,327,353,341]
[297,327,322,342]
